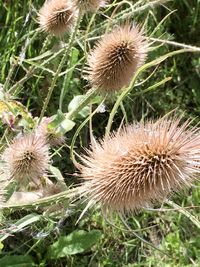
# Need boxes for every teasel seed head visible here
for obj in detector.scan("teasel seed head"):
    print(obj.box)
[73,0,106,13]
[79,116,200,214]
[2,134,50,187]
[38,0,76,36]
[87,24,148,93]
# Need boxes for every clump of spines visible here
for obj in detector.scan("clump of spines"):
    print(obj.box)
[38,0,76,36]
[79,116,200,214]
[2,133,50,187]
[87,24,148,93]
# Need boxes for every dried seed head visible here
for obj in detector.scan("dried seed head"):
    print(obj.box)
[87,24,148,93]
[80,117,200,214]
[2,134,50,187]
[73,0,106,13]
[38,0,76,36]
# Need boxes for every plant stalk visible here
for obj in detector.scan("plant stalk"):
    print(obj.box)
[58,15,82,111]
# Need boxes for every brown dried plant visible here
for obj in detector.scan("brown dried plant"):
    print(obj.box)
[87,24,148,93]
[79,116,200,214]
[2,134,50,187]
[38,0,76,36]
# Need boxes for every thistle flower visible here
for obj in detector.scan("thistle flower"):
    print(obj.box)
[38,0,76,36]
[2,134,50,187]
[87,24,148,93]
[73,0,106,13]
[79,116,200,214]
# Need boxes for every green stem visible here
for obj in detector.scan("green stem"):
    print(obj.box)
[70,98,105,166]
[150,37,200,51]
[105,48,197,138]
[119,214,170,257]
[1,188,78,211]
[166,200,200,229]
[8,36,50,95]
[84,12,97,57]
[4,30,40,92]
[59,15,82,111]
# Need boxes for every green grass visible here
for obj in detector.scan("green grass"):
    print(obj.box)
[0,0,200,266]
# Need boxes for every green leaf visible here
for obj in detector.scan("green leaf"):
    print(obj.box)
[64,48,79,92]
[49,165,65,182]
[0,255,36,266]
[27,50,53,61]
[49,165,67,189]
[48,110,66,129]
[0,242,4,251]
[0,100,33,126]
[55,118,75,135]
[46,230,102,259]
[0,214,41,242]
[48,110,75,134]
[68,95,90,118]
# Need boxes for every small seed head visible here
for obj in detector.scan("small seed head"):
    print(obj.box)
[38,0,76,36]
[87,24,148,93]
[2,134,50,187]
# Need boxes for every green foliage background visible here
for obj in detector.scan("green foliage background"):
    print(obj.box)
[0,0,200,266]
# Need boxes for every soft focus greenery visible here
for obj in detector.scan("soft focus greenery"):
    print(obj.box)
[0,0,200,266]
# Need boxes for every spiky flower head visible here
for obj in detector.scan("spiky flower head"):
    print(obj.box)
[73,0,106,13]
[87,24,148,93]
[2,134,50,187]
[38,0,76,36]
[79,116,200,214]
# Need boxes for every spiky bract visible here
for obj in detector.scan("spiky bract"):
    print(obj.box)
[87,24,148,93]
[38,0,76,36]
[73,0,106,13]
[80,117,200,214]
[2,134,50,187]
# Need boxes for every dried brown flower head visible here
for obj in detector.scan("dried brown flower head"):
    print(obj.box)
[2,134,50,187]
[87,24,148,93]
[79,117,200,214]
[38,0,76,36]
[73,0,106,13]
